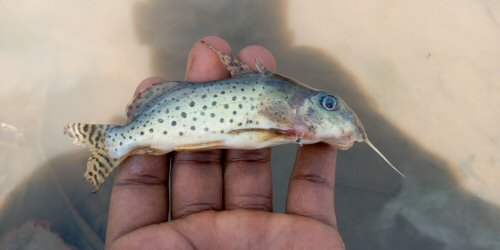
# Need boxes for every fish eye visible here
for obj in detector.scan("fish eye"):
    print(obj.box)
[319,94,338,111]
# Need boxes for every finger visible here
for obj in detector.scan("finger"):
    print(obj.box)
[171,36,229,219]
[133,76,165,95]
[106,76,171,246]
[185,36,231,82]
[285,143,338,227]
[237,45,277,72]
[223,46,276,211]
[106,155,169,247]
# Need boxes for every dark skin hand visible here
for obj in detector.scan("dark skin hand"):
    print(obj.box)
[105,36,345,250]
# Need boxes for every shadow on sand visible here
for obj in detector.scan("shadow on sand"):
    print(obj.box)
[0,1,499,249]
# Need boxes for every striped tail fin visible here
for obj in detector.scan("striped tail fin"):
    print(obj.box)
[64,123,118,192]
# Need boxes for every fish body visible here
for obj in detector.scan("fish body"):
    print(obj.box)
[107,72,363,159]
[64,41,402,191]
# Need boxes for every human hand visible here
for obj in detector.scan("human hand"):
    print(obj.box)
[105,36,345,250]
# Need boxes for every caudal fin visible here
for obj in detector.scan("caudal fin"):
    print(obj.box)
[64,123,118,191]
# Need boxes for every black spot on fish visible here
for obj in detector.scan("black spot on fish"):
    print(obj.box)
[224,104,229,109]
[172,121,177,126]
[193,117,197,121]
[163,131,167,135]
[210,113,215,118]
[119,142,122,146]
[166,109,170,114]
[233,111,237,115]
[175,106,180,110]
[131,126,135,130]
[140,131,144,135]
[190,101,195,107]
[179,132,184,136]
[158,118,164,123]
[232,96,237,101]
[243,96,247,100]
[129,136,132,139]
[203,105,207,110]
[230,119,233,123]
[212,101,217,106]
[221,91,225,94]
[213,94,218,98]
[220,118,224,123]
[149,128,154,133]
[204,127,209,132]
[238,104,243,109]
[238,122,242,126]
[241,88,245,91]
[220,130,224,133]
[201,111,205,116]
[181,112,187,118]
[190,126,196,131]
[202,94,207,99]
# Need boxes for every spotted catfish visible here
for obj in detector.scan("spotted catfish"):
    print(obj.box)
[64,41,404,191]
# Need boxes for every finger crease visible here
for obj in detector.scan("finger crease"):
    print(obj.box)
[226,151,271,164]
[288,211,337,229]
[291,173,334,189]
[227,193,273,211]
[114,174,166,187]
[174,202,221,219]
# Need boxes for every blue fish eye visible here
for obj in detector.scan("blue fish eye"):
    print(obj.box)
[319,94,338,111]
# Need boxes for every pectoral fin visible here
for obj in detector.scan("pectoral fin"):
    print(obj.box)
[228,128,297,142]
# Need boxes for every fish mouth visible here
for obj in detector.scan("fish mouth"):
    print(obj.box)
[326,135,356,150]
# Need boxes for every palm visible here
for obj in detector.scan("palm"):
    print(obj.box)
[110,210,343,249]
[105,37,345,250]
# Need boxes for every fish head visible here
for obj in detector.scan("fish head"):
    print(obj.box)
[299,91,367,150]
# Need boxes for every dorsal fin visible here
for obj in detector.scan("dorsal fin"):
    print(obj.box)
[201,40,256,77]
[126,81,182,119]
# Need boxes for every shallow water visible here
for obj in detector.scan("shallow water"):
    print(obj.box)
[1,0,499,249]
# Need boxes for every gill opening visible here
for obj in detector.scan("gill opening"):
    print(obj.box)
[365,139,405,178]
